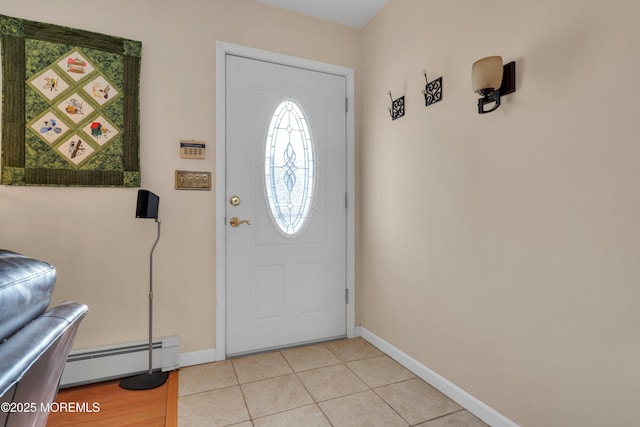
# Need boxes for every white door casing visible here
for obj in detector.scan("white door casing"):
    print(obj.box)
[215,42,355,360]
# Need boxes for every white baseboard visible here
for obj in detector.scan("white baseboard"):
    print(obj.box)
[179,348,217,367]
[60,335,180,388]
[359,327,519,427]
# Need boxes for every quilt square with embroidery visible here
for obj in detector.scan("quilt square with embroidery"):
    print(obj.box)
[1,15,142,187]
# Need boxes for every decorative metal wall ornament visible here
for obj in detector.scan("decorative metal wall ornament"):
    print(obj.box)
[387,91,405,120]
[422,71,443,107]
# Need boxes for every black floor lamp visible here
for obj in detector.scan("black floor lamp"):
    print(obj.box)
[120,189,169,390]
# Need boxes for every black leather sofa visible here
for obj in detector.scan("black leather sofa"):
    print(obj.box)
[0,250,88,427]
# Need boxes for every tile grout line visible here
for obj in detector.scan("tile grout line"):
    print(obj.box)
[251,403,330,427]
[230,357,253,424]
[283,342,398,425]
[320,341,413,426]
[340,348,448,426]
[290,344,337,427]
[238,350,323,424]
[415,408,468,426]
[368,378,415,426]
[321,340,414,425]
[178,378,245,399]
[368,378,471,426]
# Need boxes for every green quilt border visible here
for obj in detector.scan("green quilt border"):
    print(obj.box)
[1,14,141,187]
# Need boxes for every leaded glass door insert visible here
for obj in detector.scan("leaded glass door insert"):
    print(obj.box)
[264,99,316,237]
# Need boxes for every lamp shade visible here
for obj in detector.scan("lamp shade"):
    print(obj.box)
[472,56,503,93]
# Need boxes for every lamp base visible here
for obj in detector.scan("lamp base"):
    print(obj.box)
[119,371,169,390]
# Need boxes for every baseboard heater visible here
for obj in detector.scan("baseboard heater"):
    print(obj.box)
[59,335,179,388]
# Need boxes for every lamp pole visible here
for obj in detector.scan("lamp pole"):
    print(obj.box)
[120,191,169,390]
[147,219,160,375]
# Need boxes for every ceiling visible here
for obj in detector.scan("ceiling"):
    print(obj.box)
[255,0,388,29]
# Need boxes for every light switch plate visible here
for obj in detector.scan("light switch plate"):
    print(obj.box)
[175,170,211,190]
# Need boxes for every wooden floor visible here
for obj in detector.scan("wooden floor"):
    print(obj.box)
[46,371,178,427]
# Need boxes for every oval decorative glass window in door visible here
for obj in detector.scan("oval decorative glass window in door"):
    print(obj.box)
[264,99,315,237]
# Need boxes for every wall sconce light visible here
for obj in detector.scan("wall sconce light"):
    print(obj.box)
[422,71,443,107]
[471,56,516,114]
[388,91,405,120]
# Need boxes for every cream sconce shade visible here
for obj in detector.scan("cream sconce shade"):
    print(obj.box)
[472,55,516,114]
[472,56,503,94]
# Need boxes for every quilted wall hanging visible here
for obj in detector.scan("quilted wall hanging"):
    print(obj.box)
[1,14,142,187]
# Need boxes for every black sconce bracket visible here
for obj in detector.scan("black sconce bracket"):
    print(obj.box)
[501,61,516,96]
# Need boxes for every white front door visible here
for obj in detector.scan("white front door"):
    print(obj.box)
[225,54,347,356]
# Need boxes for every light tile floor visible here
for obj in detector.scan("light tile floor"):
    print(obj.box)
[178,338,488,427]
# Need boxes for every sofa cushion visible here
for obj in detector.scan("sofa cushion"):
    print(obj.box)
[0,250,56,342]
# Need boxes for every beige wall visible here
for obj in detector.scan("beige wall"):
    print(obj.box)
[0,0,360,353]
[359,0,640,426]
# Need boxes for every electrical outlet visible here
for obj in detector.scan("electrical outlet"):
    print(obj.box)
[175,170,211,190]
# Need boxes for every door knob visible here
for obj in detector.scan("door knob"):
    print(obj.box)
[230,217,251,227]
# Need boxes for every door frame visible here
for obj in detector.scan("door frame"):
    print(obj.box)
[215,41,355,361]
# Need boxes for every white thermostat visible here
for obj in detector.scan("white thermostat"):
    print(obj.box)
[180,140,206,159]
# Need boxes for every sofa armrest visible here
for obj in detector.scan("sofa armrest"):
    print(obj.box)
[0,302,88,400]
[0,250,57,342]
